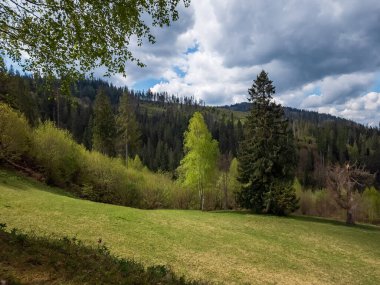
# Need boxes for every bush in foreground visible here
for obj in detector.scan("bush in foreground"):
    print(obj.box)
[0,224,204,285]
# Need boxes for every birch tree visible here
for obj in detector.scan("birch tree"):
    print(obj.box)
[178,112,219,210]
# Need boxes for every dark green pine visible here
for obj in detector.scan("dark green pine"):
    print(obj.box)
[237,70,298,215]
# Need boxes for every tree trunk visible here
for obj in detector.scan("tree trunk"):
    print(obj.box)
[346,209,355,225]
[199,186,204,211]
[56,90,60,128]
[223,173,228,210]
[125,129,128,168]
[125,142,128,168]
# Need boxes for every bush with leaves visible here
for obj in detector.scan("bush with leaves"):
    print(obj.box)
[360,187,380,223]
[31,121,80,186]
[78,150,140,207]
[0,103,31,162]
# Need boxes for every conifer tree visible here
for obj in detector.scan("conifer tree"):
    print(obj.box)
[92,89,116,156]
[116,93,141,167]
[238,70,298,215]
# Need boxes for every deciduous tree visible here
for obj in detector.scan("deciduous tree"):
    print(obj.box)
[327,162,374,225]
[178,112,219,210]
[0,0,190,83]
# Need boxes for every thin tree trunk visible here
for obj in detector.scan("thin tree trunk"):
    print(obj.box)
[125,142,128,168]
[201,189,205,211]
[223,172,228,210]
[56,90,60,128]
[125,128,128,168]
[346,209,355,225]
[199,190,203,211]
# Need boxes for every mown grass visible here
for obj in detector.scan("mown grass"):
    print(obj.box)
[1,170,379,285]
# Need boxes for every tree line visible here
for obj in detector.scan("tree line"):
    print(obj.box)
[2,65,379,186]
[1,63,380,223]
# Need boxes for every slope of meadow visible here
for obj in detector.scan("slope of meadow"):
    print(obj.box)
[0,170,379,285]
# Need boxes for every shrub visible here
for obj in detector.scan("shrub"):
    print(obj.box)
[171,186,198,209]
[0,103,31,162]
[139,171,172,209]
[78,150,140,207]
[129,155,144,171]
[297,189,315,216]
[0,226,204,284]
[30,122,81,187]
[315,189,339,218]
[360,187,380,223]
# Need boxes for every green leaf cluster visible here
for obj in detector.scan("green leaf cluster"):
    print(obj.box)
[178,112,219,210]
[0,102,31,162]
[0,0,190,86]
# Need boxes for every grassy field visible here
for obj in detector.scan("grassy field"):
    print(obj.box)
[0,170,379,285]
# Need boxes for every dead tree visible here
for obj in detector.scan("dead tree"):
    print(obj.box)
[327,162,374,225]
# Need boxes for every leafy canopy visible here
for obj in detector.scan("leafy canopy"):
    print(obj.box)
[0,0,190,81]
[178,112,219,209]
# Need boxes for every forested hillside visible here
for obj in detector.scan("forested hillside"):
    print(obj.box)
[2,69,380,188]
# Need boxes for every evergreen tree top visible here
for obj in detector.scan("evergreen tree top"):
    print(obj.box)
[248,70,276,102]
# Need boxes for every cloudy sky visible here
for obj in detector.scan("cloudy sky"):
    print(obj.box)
[102,0,380,125]
[6,0,378,125]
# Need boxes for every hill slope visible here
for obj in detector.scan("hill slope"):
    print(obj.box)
[0,170,379,285]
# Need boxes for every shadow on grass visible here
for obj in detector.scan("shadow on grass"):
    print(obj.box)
[211,210,380,231]
[288,215,380,231]
[0,168,74,198]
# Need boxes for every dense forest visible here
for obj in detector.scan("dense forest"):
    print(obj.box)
[2,68,380,189]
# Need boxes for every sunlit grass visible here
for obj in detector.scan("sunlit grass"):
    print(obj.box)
[0,170,379,284]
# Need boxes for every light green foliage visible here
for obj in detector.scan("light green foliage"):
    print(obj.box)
[1,171,380,285]
[0,0,191,85]
[129,155,144,171]
[347,143,360,162]
[178,112,219,210]
[137,170,173,209]
[216,157,240,209]
[31,121,80,186]
[228,158,240,198]
[0,102,30,161]
[78,149,139,206]
[361,187,380,223]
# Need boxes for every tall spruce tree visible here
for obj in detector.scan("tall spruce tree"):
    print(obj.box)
[92,89,117,156]
[237,70,298,215]
[116,93,141,167]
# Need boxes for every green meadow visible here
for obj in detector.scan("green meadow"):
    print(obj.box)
[1,170,379,285]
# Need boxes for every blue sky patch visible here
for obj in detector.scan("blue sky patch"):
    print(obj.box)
[308,86,321,96]
[173,66,186,78]
[185,43,199,55]
[371,74,380,92]
[132,78,168,91]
